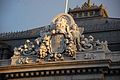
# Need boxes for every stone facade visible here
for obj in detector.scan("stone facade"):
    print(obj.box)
[0,0,119,62]
[0,55,120,80]
[0,12,120,80]
[0,1,120,80]
[68,0,108,18]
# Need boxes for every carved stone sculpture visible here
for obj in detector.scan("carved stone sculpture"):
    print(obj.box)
[13,47,20,56]
[38,13,79,61]
[11,13,111,65]
[22,40,35,56]
[39,43,48,59]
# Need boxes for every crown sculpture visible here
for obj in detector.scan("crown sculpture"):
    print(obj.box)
[11,13,110,65]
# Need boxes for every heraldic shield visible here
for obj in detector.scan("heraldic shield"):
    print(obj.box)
[34,13,78,61]
[50,34,66,54]
[46,13,78,61]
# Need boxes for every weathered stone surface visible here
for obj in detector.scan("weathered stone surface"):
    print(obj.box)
[9,13,111,65]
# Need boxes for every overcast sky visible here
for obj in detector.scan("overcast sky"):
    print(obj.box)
[0,0,120,33]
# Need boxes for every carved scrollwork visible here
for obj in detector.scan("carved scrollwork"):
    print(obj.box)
[11,13,111,65]
[18,57,29,64]
[38,13,79,61]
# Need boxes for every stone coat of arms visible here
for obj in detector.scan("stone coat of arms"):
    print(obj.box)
[11,13,110,64]
[38,13,80,61]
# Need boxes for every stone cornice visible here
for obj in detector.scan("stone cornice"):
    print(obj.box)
[0,59,120,80]
[0,59,112,73]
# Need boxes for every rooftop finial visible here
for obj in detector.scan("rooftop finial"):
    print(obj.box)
[88,0,91,7]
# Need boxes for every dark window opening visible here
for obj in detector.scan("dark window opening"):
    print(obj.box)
[90,11,94,16]
[95,11,100,16]
[84,12,88,16]
[73,13,77,18]
[78,12,82,17]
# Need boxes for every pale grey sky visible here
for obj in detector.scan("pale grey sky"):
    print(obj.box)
[0,0,120,33]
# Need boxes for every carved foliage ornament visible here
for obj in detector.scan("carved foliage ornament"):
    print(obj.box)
[39,13,79,61]
[11,13,110,64]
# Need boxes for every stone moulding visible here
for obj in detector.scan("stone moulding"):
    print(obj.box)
[0,59,112,73]
[0,59,120,80]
